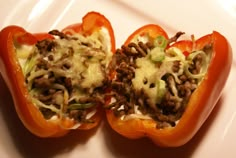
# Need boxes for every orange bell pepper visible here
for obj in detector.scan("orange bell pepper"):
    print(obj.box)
[0,11,115,137]
[105,24,232,147]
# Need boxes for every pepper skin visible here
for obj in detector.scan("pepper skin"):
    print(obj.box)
[106,24,232,147]
[0,11,115,137]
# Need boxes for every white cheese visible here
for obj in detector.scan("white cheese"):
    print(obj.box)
[132,57,158,105]
[80,62,104,88]
[16,45,34,67]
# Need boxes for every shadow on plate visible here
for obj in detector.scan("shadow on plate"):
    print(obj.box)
[0,75,100,158]
[102,93,224,158]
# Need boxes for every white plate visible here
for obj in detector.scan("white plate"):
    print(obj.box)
[0,0,236,157]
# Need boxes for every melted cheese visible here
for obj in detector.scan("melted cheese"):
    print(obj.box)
[132,57,158,105]
[16,27,112,127]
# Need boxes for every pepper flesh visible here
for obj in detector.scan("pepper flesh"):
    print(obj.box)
[0,11,115,137]
[106,24,232,147]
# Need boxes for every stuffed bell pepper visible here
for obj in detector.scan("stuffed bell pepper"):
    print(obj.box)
[0,11,115,137]
[105,24,232,147]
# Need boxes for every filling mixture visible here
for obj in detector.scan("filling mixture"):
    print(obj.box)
[107,32,212,128]
[16,29,112,128]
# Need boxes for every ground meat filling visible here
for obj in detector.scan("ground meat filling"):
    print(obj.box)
[107,36,210,129]
[23,30,110,124]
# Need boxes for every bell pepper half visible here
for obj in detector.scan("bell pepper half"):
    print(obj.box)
[0,11,115,137]
[105,24,232,147]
